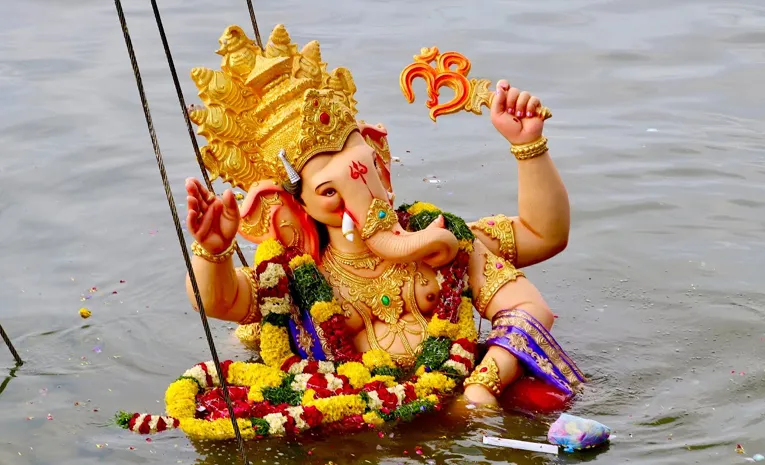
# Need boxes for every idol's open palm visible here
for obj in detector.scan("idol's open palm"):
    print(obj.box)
[185,178,240,254]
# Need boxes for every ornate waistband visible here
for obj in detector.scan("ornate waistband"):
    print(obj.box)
[487,309,586,396]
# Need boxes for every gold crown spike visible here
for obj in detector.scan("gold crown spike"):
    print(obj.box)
[189,24,360,191]
[399,47,552,122]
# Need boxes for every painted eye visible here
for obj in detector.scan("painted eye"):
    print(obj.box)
[322,188,337,197]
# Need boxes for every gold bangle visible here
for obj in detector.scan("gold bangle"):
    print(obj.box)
[463,356,502,397]
[360,198,398,241]
[510,136,548,161]
[237,267,259,325]
[191,239,237,264]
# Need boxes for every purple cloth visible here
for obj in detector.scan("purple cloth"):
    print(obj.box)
[288,309,328,361]
[487,309,586,396]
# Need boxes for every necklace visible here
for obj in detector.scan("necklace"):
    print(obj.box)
[322,247,410,325]
[324,244,383,270]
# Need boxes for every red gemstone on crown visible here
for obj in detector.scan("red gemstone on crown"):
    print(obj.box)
[487,221,495,226]
[313,100,319,107]
[319,112,330,125]
[479,367,488,373]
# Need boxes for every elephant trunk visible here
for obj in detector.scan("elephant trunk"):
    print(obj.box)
[342,195,459,268]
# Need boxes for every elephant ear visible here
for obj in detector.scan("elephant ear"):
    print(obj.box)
[358,121,394,201]
[238,180,320,260]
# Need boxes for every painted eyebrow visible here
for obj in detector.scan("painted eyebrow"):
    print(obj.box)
[314,181,331,193]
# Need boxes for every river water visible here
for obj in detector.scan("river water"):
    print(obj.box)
[1,0,764,464]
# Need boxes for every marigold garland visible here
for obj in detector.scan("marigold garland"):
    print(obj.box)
[119,202,480,441]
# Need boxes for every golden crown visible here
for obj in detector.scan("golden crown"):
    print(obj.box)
[188,24,360,190]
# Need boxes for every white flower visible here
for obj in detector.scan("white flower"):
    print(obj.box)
[182,366,208,389]
[263,413,288,436]
[204,361,220,386]
[286,406,308,431]
[450,344,475,364]
[290,373,312,391]
[318,361,336,374]
[366,391,383,410]
[389,384,406,406]
[261,296,292,316]
[288,360,309,375]
[130,414,147,433]
[325,373,343,391]
[443,360,468,377]
[259,263,286,289]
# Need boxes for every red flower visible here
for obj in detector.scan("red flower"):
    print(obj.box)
[453,338,476,355]
[138,416,151,434]
[281,355,302,372]
[306,373,328,390]
[449,354,473,371]
[302,361,320,374]
[156,416,167,432]
[301,406,323,428]
[403,384,417,403]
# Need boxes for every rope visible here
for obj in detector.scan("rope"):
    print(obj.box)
[0,323,23,366]
[148,0,248,268]
[112,1,249,463]
[244,0,264,50]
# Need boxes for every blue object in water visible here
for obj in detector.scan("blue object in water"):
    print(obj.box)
[752,453,764,462]
[547,413,611,453]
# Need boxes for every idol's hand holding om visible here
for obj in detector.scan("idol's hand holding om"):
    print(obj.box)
[490,80,547,146]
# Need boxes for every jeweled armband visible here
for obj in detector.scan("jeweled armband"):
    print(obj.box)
[476,253,525,316]
[471,214,517,265]
[487,308,586,396]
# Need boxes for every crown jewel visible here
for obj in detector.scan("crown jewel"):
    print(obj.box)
[189,24,360,190]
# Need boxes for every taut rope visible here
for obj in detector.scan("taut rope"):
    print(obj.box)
[0,323,22,366]
[112,1,249,462]
[148,0,249,267]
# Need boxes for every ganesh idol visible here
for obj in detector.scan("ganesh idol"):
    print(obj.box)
[169,23,586,436]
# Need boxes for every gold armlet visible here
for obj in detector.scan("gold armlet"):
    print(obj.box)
[237,267,260,325]
[191,240,237,264]
[463,356,502,397]
[510,136,548,161]
[360,198,398,240]
[471,214,517,265]
[476,253,525,316]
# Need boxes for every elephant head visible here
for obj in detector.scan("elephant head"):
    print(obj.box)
[238,122,458,267]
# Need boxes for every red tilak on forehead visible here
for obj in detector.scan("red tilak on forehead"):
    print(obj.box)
[349,160,368,183]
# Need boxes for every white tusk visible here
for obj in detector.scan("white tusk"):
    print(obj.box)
[342,211,356,242]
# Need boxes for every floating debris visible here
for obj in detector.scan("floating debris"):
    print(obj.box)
[752,454,765,462]
[737,444,746,454]
[79,308,91,319]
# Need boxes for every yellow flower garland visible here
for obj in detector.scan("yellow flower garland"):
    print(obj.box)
[179,417,256,441]
[302,390,367,424]
[362,349,396,370]
[427,315,460,339]
[288,253,315,270]
[414,371,456,398]
[309,300,343,325]
[254,239,284,265]
[165,378,199,419]
[336,362,371,389]
[259,323,293,367]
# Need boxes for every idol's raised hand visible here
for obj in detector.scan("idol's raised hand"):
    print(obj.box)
[490,79,547,146]
[185,178,240,254]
